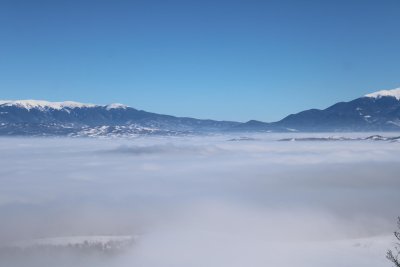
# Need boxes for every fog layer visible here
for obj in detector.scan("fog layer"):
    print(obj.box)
[0,134,399,266]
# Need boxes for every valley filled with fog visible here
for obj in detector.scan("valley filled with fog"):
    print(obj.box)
[0,133,399,267]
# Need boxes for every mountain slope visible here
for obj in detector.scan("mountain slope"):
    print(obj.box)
[272,88,400,131]
[233,87,400,132]
[2,87,400,136]
[0,100,239,136]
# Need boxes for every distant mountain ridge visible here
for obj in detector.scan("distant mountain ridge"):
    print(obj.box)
[281,87,400,131]
[235,87,400,132]
[1,87,400,136]
[0,99,240,136]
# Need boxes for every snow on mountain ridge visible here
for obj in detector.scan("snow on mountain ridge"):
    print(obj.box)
[106,103,128,110]
[0,100,130,110]
[365,87,400,100]
[0,100,97,110]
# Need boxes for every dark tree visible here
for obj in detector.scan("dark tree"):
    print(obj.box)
[387,217,400,267]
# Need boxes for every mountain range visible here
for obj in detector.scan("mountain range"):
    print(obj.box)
[1,87,400,136]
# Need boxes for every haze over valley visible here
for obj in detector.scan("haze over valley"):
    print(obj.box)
[2,0,400,266]
[0,134,399,267]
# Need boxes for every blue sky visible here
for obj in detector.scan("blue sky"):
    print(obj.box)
[0,0,400,122]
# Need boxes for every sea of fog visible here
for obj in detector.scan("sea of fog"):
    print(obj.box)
[0,133,399,267]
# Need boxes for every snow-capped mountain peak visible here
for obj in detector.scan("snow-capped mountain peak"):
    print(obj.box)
[0,100,97,110]
[106,103,128,110]
[365,87,400,100]
[0,100,132,111]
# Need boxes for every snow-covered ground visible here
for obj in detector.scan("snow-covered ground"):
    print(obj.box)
[0,134,399,266]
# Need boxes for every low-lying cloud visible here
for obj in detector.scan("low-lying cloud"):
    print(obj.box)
[0,134,399,266]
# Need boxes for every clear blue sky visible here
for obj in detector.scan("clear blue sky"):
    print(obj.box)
[1,0,399,122]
